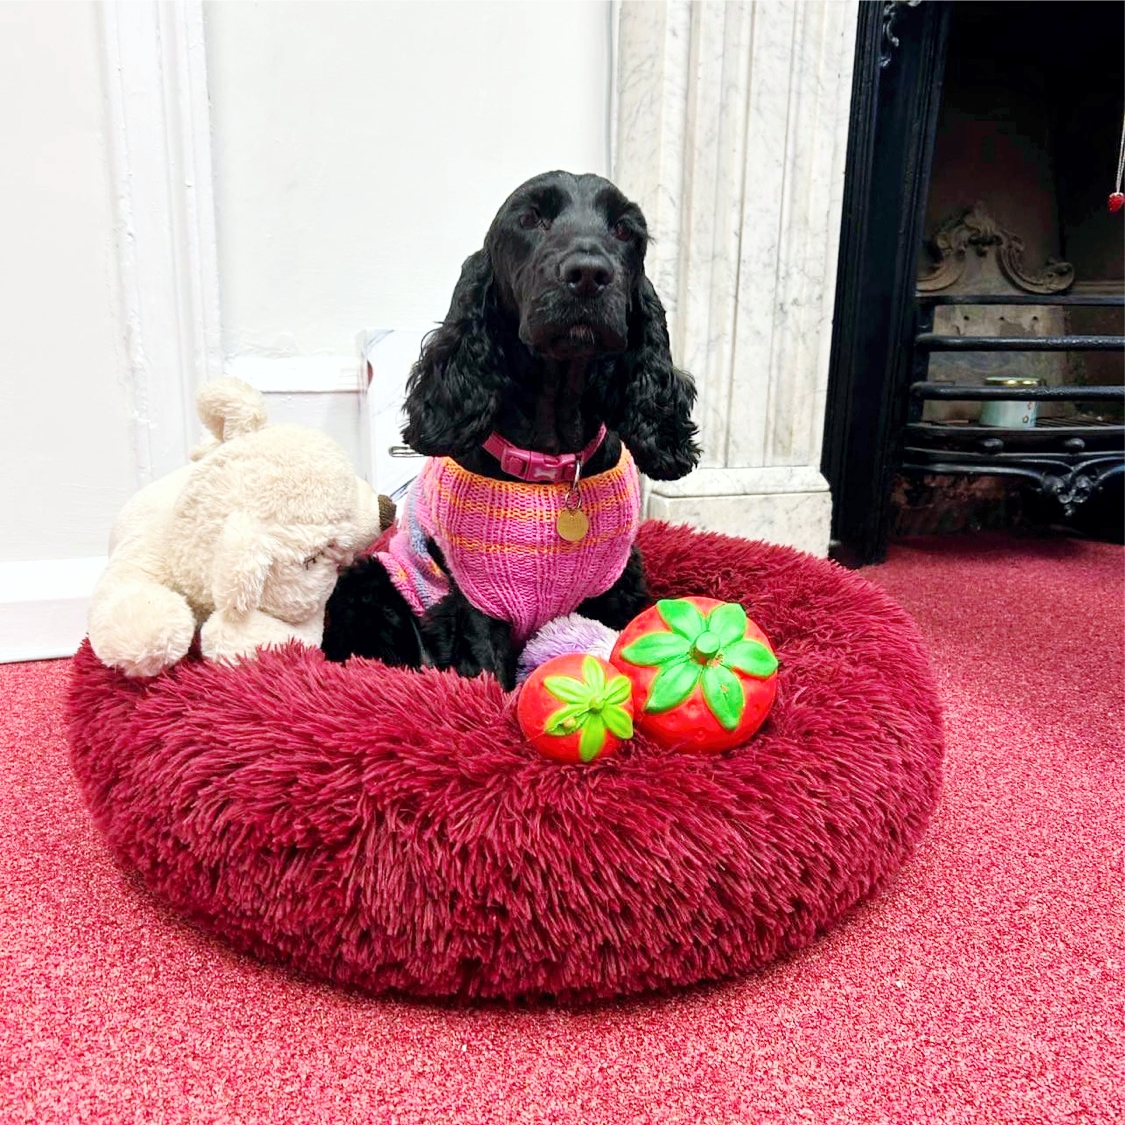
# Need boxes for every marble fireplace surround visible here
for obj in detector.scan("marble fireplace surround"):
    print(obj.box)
[613,0,859,556]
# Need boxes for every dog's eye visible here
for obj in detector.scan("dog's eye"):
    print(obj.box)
[612,220,632,242]
[519,208,549,231]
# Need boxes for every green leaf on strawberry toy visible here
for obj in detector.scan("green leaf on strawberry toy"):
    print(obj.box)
[619,631,691,665]
[611,597,779,754]
[701,663,744,730]
[657,598,707,638]
[723,639,779,678]
[645,659,701,712]
[706,602,748,646]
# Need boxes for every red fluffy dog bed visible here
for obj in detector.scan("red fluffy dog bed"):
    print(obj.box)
[67,522,943,1005]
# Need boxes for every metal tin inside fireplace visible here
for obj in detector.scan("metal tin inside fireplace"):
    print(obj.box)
[978,378,1043,429]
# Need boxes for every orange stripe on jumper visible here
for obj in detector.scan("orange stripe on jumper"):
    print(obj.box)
[431,482,638,526]
[384,559,409,583]
[428,451,636,510]
[426,465,639,524]
[437,524,630,557]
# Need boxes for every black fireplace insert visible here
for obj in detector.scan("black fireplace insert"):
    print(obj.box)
[821,1,1124,565]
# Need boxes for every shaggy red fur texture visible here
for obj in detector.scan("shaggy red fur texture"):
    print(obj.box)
[66,522,943,1005]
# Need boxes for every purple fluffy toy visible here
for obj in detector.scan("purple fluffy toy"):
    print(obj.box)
[515,614,620,685]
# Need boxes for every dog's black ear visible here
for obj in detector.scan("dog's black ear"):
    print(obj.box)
[402,250,507,456]
[611,274,701,480]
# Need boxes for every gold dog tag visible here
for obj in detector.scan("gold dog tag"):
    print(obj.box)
[556,507,589,542]
[557,456,589,542]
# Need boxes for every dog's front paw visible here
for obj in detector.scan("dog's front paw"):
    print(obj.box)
[322,556,424,665]
[421,587,517,689]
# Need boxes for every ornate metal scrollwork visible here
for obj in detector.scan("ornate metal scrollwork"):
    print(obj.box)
[1039,459,1123,516]
[880,0,923,69]
[903,455,1123,518]
[917,204,1075,294]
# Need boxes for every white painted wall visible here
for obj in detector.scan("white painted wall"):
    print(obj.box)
[0,1,140,659]
[208,0,611,487]
[205,0,612,358]
[0,1,134,563]
[1,0,612,660]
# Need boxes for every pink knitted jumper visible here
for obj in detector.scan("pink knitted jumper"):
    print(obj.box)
[376,448,641,645]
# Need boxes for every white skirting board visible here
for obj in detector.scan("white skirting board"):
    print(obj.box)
[0,557,107,664]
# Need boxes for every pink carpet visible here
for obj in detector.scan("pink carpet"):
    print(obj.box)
[2,533,1122,1123]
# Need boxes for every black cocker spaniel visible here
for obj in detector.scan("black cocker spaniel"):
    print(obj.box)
[322,170,699,687]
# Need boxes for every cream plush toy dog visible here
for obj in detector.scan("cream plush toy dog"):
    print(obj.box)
[88,377,391,677]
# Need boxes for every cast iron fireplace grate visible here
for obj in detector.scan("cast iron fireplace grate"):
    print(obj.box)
[903,292,1124,517]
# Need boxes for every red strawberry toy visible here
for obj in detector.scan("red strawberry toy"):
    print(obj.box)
[610,597,778,754]
[517,654,634,764]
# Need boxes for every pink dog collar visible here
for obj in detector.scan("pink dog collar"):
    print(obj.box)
[482,425,607,483]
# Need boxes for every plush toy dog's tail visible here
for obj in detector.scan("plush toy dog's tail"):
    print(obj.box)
[193,377,269,459]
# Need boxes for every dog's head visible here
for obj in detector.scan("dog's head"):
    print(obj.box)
[402,171,699,480]
[487,170,643,360]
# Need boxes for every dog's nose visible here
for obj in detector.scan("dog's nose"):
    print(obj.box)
[560,251,614,297]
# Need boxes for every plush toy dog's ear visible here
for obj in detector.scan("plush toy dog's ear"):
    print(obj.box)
[401,249,508,457]
[611,274,701,481]
[196,377,269,443]
[210,510,275,619]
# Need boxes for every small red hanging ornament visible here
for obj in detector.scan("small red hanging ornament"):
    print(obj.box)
[1110,114,1125,214]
